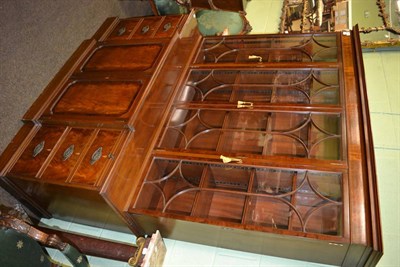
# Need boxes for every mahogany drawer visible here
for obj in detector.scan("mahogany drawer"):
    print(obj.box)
[154,16,182,38]
[104,16,182,41]
[107,18,141,41]
[8,124,125,187]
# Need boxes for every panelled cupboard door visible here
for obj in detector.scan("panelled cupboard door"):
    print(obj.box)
[81,43,164,73]
[7,125,125,187]
[134,158,345,237]
[40,78,146,126]
[38,40,170,126]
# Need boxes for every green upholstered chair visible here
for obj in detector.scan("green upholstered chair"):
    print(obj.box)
[152,0,190,15]
[150,1,252,36]
[195,9,252,36]
[0,215,89,267]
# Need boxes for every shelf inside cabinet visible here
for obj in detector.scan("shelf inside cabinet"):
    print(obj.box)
[195,34,338,64]
[133,158,344,236]
[159,109,342,160]
[175,69,340,105]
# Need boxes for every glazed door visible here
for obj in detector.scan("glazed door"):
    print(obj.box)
[130,32,349,241]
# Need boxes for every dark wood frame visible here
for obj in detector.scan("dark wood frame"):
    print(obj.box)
[0,11,382,266]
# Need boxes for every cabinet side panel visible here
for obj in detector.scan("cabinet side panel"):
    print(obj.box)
[129,214,348,266]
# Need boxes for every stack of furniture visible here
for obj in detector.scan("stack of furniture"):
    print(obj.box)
[149,0,249,15]
[0,11,382,266]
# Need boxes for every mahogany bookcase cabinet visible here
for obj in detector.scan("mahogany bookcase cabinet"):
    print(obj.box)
[0,12,382,266]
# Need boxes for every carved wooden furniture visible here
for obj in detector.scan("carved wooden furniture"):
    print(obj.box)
[0,11,382,266]
[149,0,249,15]
[280,0,346,33]
[1,213,90,267]
[0,206,165,266]
[195,9,252,36]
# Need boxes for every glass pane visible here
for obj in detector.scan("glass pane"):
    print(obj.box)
[160,109,342,160]
[252,169,306,195]
[293,172,343,235]
[245,169,343,236]
[192,191,245,223]
[309,114,342,160]
[134,159,344,236]
[177,69,340,105]
[196,34,337,63]
[205,164,251,191]
[135,160,203,214]
[246,197,293,229]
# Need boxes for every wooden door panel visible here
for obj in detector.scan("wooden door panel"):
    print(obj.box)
[52,81,141,116]
[82,44,163,72]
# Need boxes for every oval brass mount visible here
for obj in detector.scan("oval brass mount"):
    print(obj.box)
[62,144,74,161]
[33,141,45,158]
[141,25,150,34]
[90,147,103,165]
[117,26,126,36]
[163,22,172,31]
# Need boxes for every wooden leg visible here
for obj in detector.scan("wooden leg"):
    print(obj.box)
[37,226,138,262]
[148,0,160,15]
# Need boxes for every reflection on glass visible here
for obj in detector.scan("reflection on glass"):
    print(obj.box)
[159,109,342,160]
[196,35,337,63]
[135,160,343,236]
[175,69,339,105]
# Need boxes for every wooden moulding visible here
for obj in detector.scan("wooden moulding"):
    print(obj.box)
[352,24,383,265]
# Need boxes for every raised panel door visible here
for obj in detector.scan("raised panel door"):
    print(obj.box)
[82,44,164,72]
[52,80,142,116]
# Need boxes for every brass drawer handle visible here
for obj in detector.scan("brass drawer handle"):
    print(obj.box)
[141,25,150,34]
[237,101,253,109]
[33,141,45,158]
[90,147,103,165]
[248,55,263,62]
[117,26,126,36]
[220,155,243,164]
[163,22,172,31]
[62,145,74,161]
